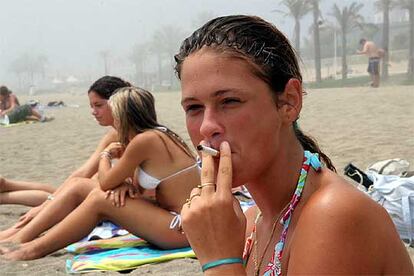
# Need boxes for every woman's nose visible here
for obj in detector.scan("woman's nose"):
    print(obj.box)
[199,108,222,140]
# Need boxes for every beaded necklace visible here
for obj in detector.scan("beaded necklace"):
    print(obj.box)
[243,151,321,276]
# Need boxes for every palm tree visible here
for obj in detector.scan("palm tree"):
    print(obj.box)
[99,50,110,75]
[375,0,395,80]
[130,43,149,86]
[330,2,364,80]
[275,0,312,53]
[397,0,414,79]
[151,25,185,88]
[309,0,322,83]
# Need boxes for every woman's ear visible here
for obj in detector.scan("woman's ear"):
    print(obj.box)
[280,78,302,124]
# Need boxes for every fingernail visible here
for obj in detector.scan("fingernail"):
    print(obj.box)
[220,141,229,151]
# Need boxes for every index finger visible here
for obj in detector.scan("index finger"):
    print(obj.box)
[216,141,232,195]
[199,141,216,195]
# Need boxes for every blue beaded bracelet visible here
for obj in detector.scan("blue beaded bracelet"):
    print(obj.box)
[201,257,244,272]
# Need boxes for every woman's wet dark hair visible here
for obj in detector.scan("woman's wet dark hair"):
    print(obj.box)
[174,15,335,171]
[0,86,11,96]
[88,76,131,99]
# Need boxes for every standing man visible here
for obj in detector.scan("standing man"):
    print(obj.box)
[357,38,384,88]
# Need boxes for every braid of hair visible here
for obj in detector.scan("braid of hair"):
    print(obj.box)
[293,122,336,172]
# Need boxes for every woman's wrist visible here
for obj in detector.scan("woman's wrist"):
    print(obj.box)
[100,150,112,160]
[201,258,244,274]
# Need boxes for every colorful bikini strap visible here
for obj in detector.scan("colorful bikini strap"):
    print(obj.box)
[263,150,321,276]
[306,151,322,172]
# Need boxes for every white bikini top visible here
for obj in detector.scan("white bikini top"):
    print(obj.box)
[136,163,198,189]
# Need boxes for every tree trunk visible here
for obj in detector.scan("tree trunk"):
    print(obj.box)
[312,0,321,83]
[408,0,414,79]
[294,18,301,53]
[341,28,348,80]
[157,54,162,85]
[382,0,390,80]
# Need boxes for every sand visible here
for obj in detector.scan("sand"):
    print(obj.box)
[0,85,413,274]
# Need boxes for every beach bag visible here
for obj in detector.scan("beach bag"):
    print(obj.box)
[367,158,410,177]
[366,172,414,244]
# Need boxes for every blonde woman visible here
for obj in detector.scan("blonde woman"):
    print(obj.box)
[2,87,200,260]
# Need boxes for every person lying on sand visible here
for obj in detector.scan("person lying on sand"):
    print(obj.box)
[0,176,55,207]
[0,76,132,242]
[0,86,53,124]
[1,86,200,260]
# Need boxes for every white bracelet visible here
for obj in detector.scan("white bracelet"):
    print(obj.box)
[100,151,112,160]
[47,194,54,200]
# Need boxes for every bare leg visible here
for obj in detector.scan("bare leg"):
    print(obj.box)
[29,109,53,122]
[0,176,87,240]
[0,176,55,193]
[373,74,380,87]
[0,190,50,206]
[4,188,188,260]
[30,109,42,120]
[0,228,19,241]
[3,178,97,243]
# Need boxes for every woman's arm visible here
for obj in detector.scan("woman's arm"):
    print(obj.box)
[98,132,154,191]
[1,94,19,114]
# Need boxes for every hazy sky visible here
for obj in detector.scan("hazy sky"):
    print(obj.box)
[0,0,376,86]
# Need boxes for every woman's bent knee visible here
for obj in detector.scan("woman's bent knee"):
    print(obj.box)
[61,178,97,198]
[85,188,108,205]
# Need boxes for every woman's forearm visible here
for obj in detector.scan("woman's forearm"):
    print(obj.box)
[98,155,114,190]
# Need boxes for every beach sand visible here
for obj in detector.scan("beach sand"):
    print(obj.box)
[0,85,413,274]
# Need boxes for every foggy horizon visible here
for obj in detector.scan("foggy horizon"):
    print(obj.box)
[0,0,400,92]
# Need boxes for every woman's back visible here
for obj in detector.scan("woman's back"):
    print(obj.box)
[131,129,199,212]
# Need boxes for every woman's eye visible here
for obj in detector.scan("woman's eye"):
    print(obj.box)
[222,98,241,105]
[185,104,203,113]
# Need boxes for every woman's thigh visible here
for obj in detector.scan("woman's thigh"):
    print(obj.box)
[88,189,187,249]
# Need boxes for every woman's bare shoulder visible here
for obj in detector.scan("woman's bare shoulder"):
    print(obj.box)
[125,130,165,156]
[287,169,408,274]
[301,170,394,236]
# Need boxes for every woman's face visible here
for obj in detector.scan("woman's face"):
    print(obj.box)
[88,91,114,127]
[180,49,285,186]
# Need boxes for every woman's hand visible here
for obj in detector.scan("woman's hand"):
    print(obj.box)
[181,141,246,269]
[14,204,44,228]
[103,142,125,159]
[105,179,138,207]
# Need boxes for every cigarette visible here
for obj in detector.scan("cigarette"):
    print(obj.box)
[197,144,220,157]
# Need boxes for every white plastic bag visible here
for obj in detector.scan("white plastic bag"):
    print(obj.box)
[367,158,410,177]
[367,172,414,244]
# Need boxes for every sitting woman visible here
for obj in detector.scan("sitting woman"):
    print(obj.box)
[0,86,52,124]
[0,176,55,207]
[0,76,130,242]
[2,86,200,260]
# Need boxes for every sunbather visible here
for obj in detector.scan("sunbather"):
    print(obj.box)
[0,86,52,123]
[0,176,55,207]
[0,76,131,241]
[2,86,200,260]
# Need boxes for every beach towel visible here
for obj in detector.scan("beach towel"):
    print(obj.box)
[0,119,37,127]
[82,221,128,242]
[65,234,195,273]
